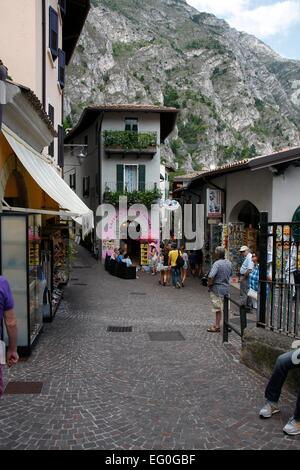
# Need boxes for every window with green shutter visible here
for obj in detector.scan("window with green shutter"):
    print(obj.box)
[117,164,124,192]
[138,165,146,192]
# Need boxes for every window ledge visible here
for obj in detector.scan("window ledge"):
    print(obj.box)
[47,48,57,69]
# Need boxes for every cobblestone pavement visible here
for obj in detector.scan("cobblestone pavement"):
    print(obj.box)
[1,246,300,450]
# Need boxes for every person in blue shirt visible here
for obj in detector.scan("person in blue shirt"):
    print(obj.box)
[239,245,254,309]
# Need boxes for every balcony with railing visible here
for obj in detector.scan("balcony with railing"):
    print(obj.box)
[103,181,161,208]
[103,131,158,157]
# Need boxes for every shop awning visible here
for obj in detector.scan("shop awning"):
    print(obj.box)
[2,124,94,237]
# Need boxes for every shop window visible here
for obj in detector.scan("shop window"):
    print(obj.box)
[49,7,59,60]
[48,104,54,157]
[125,118,138,132]
[69,174,76,190]
[58,0,66,15]
[83,176,90,198]
[58,49,65,89]
[58,125,65,168]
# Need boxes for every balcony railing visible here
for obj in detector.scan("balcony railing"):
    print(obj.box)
[103,131,157,154]
[103,182,161,208]
[103,182,158,193]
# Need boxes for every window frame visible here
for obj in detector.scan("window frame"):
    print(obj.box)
[125,117,138,132]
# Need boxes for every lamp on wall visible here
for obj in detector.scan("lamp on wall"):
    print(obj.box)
[64,144,88,166]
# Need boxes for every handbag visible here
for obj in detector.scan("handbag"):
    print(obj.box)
[247,287,258,301]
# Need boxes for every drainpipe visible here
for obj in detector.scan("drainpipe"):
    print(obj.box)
[0,61,8,131]
[42,0,46,110]
[97,112,104,260]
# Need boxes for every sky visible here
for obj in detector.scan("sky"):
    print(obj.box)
[186,0,300,60]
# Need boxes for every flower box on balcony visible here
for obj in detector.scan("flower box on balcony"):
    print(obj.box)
[103,130,157,151]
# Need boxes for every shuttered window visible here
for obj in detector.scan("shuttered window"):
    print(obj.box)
[138,165,146,192]
[116,165,124,192]
[58,125,65,168]
[69,174,76,190]
[58,49,65,89]
[83,176,90,197]
[48,104,54,157]
[125,118,138,132]
[49,7,58,60]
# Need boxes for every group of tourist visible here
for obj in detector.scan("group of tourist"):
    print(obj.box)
[110,247,133,268]
[148,242,203,289]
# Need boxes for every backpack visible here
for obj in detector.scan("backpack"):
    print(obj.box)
[176,250,184,269]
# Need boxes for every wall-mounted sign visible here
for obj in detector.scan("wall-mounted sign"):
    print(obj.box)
[207,188,222,218]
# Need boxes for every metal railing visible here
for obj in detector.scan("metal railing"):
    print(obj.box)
[103,182,158,193]
[258,212,300,338]
[223,295,248,343]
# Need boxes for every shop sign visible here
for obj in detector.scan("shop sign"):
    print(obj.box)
[207,189,222,218]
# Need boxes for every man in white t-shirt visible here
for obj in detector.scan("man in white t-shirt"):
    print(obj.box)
[239,245,254,308]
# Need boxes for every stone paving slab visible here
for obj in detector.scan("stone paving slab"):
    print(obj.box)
[0,246,299,450]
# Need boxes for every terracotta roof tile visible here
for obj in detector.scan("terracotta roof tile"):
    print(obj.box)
[86,104,179,113]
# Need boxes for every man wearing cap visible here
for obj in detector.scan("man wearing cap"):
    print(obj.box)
[239,245,254,309]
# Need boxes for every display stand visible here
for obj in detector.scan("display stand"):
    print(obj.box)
[42,224,70,317]
[140,243,149,266]
[0,213,44,356]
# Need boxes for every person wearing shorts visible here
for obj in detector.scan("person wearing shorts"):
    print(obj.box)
[207,247,232,332]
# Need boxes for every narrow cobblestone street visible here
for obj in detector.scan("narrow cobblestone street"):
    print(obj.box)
[1,246,300,450]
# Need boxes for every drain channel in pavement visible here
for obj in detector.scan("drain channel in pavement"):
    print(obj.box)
[130,292,146,295]
[148,331,185,341]
[107,326,133,332]
[4,382,43,395]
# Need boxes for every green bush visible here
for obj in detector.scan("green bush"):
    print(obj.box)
[103,131,157,149]
[103,189,161,208]
[178,115,208,144]
[163,85,180,108]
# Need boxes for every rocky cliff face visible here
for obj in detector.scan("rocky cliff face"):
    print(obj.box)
[65,0,300,170]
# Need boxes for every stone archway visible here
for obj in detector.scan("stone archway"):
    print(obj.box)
[229,200,260,229]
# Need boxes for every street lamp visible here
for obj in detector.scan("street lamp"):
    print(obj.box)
[63,144,88,166]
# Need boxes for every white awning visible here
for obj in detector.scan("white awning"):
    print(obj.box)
[2,124,94,237]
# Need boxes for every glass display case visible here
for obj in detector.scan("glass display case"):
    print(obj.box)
[0,213,45,356]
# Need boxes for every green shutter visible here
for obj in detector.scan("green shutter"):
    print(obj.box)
[116,165,124,192]
[138,165,146,192]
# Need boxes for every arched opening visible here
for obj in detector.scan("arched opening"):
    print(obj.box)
[228,200,260,275]
[4,169,28,208]
[229,200,260,229]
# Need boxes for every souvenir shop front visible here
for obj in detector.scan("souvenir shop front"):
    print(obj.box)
[205,199,260,278]
[0,126,93,356]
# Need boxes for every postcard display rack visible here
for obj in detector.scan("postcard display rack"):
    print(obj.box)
[140,243,149,266]
[47,226,70,315]
[0,213,46,356]
[228,222,245,277]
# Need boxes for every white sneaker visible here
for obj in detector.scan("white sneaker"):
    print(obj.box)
[259,401,280,418]
[283,417,300,435]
